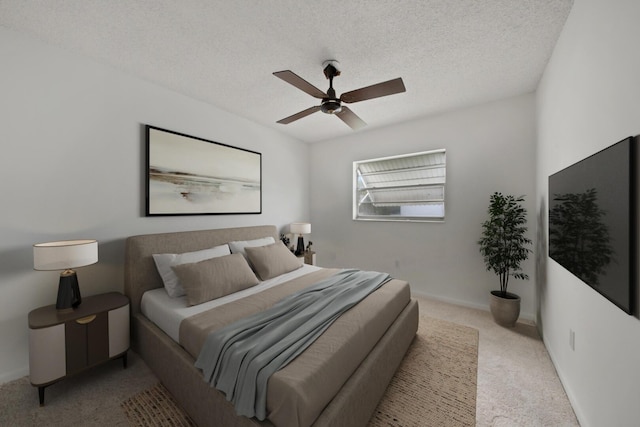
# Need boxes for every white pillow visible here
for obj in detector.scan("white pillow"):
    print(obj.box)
[152,244,231,298]
[228,236,276,258]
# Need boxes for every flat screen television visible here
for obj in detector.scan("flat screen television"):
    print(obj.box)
[548,136,636,315]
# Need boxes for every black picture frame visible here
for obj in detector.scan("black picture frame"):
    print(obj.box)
[145,125,262,216]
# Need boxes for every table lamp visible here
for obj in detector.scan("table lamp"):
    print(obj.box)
[290,222,311,256]
[33,239,98,312]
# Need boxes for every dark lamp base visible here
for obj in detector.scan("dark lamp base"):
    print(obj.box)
[56,270,82,311]
[295,236,305,256]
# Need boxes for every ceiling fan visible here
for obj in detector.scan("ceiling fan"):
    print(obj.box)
[273,60,406,130]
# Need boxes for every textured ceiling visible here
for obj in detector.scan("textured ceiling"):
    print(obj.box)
[0,0,573,143]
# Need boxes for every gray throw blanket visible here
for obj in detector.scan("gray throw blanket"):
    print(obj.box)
[194,268,391,420]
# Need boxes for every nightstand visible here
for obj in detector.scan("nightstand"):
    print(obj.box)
[28,292,130,405]
[304,251,316,266]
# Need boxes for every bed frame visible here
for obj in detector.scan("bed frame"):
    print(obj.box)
[124,225,418,427]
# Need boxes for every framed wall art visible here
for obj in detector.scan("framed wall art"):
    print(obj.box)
[145,125,262,216]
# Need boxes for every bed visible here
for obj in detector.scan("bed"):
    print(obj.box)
[124,225,419,427]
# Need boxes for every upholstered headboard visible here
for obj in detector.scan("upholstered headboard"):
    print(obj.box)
[124,225,278,315]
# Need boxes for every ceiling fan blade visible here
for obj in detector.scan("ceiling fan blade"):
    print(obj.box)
[277,105,322,124]
[273,70,327,99]
[336,106,367,130]
[340,77,406,103]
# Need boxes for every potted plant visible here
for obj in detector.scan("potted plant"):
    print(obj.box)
[478,192,532,327]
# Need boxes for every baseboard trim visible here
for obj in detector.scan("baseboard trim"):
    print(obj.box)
[0,366,29,385]
[543,341,586,426]
[410,289,536,322]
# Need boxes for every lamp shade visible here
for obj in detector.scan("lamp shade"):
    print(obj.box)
[290,222,311,235]
[33,240,98,271]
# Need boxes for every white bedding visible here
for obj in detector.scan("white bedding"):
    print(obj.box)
[141,264,322,342]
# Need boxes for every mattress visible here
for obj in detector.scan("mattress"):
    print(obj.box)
[142,265,411,427]
[141,264,322,342]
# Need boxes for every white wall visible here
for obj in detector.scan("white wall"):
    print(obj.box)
[536,0,640,425]
[0,27,310,383]
[310,93,537,317]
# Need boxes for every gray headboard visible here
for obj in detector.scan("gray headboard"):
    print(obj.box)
[124,225,278,315]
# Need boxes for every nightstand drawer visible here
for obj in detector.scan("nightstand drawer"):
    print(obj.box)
[28,325,66,385]
[65,311,109,374]
[108,304,130,357]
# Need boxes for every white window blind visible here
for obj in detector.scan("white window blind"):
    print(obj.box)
[353,149,446,222]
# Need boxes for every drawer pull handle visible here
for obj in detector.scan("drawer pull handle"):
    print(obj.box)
[76,315,96,325]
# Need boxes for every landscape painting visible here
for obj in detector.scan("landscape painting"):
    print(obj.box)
[145,126,262,216]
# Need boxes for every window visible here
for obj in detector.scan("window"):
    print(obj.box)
[353,149,446,222]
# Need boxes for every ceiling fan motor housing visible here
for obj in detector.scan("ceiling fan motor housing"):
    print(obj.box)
[321,98,342,114]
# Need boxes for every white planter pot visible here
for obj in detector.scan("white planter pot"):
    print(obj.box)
[489,290,521,327]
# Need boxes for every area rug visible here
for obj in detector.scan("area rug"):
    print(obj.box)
[122,316,479,427]
[122,381,195,426]
[368,316,478,427]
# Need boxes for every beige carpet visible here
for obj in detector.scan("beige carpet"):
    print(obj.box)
[121,316,479,427]
[0,296,579,426]
[0,351,157,426]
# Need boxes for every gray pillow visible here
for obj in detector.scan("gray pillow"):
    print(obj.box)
[245,240,303,281]
[152,244,231,298]
[171,253,259,306]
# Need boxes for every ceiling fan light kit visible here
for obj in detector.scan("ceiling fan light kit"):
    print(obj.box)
[321,99,342,114]
[273,59,405,130]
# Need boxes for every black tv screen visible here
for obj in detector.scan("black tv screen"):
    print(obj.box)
[548,136,636,315]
